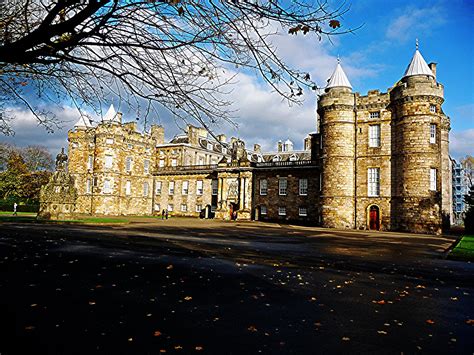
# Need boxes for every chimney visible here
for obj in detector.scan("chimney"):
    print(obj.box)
[253,144,261,154]
[304,136,311,151]
[277,140,283,152]
[150,125,164,144]
[428,62,437,79]
[217,134,227,143]
[116,112,123,124]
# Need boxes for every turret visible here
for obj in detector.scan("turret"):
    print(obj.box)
[318,59,356,228]
[389,40,447,234]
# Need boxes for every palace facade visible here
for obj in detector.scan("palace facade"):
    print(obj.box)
[56,46,451,234]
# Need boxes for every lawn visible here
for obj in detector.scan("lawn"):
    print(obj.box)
[0,213,129,225]
[448,235,474,261]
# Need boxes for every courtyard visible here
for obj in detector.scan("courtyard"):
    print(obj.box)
[0,218,473,354]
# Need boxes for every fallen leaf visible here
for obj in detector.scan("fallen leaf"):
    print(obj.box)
[247,325,257,332]
[128,338,133,342]
[342,337,350,341]
[89,301,96,305]
[195,346,203,351]
[466,319,474,325]
[377,300,386,305]
[184,296,192,301]
[377,330,388,335]
[166,265,173,270]
[174,345,183,350]
[154,330,162,337]
[426,319,435,325]
[25,326,35,330]
[159,350,166,353]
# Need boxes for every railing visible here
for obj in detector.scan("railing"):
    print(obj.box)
[155,164,217,172]
[255,160,318,168]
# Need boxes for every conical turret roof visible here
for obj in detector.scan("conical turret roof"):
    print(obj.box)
[74,115,92,129]
[403,41,434,78]
[102,104,120,123]
[326,60,352,90]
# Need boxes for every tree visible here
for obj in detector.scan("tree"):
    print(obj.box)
[22,145,54,171]
[0,0,353,135]
[0,152,29,199]
[464,185,474,233]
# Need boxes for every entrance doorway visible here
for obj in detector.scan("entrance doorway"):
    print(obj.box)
[369,205,380,230]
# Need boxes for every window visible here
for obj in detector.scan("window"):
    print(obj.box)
[182,180,189,195]
[299,207,308,217]
[86,179,91,194]
[155,181,162,195]
[127,144,133,149]
[143,182,149,197]
[181,204,187,212]
[369,125,381,147]
[278,207,286,216]
[279,178,287,196]
[211,205,216,213]
[319,173,322,192]
[125,180,131,195]
[105,155,113,169]
[106,138,114,144]
[167,204,174,212]
[212,180,218,195]
[159,159,165,168]
[144,159,150,174]
[430,124,436,144]
[198,156,204,165]
[103,179,112,194]
[93,177,98,187]
[169,181,175,195]
[87,155,93,170]
[430,168,437,191]
[171,158,177,167]
[272,155,281,162]
[154,204,160,211]
[125,157,132,172]
[369,111,380,119]
[259,179,268,195]
[430,104,436,113]
[368,168,380,197]
[196,204,202,212]
[299,179,308,195]
[260,206,267,215]
[196,180,203,195]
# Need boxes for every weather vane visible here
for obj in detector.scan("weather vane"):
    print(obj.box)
[416,38,419,50]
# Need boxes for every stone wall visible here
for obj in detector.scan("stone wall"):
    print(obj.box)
[390,75,445,234]
[318,87,355,229]
[253,167,320,223]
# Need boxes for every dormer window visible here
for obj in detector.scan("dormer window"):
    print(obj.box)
[369,112,380,119]
[430,104,436,113]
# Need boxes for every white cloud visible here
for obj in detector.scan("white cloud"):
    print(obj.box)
[450,129,474,160]
[0,106,83,155]
[386,5,446,43]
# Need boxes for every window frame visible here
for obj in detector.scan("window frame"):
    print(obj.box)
[278,178,288,196]
[430,168,437,191]
[155,181,162,195]
[299,178,308,196]
[125,180,131,195]
[430,124,437,144]
[196,180,204,195]
[104,155,113,169]
[368,124,381,148]
[299,207,308,217]
[278,206,286,216]
[125,156,132,172]
[143,182,149,197]
[168,181,175,195]
[367,168,380,197]
[260,206,267,215]
[259,179,268,195]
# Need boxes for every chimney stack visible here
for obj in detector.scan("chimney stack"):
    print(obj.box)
[253,144,261,153]
[428,62,437,79]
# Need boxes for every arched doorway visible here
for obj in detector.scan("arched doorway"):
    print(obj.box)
[368,205,380,230]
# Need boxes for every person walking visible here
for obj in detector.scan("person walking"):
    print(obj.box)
[165,210,169,220]
[161,209,165,220]
[13,202,18,216]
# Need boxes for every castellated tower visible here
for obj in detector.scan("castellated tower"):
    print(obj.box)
[318,61,356,229]
[390,45,449,234]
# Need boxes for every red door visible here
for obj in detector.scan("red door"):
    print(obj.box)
[369,206,380,230]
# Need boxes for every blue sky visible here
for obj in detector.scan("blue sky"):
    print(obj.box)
[2,0,473,160]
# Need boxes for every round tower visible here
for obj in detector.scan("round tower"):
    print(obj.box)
[390,42,445,234]
[318,60,355,229]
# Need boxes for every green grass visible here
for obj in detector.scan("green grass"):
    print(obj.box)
[449,235,474,261]
[0,213,129,225]
[0,211,37,216]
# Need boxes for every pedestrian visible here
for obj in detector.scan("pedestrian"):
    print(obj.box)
[161,209,165,220]
[165,210,169,220]
[13,202,18,216]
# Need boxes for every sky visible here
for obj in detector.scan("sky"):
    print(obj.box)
[1,0,473,160]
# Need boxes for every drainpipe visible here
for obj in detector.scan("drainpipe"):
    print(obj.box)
[353,94,358,229]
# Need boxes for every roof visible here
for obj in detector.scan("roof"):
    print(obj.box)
[326,61,352,89]
[74,115,92,129]
[403,49,434,78]
[102,104,120,123]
